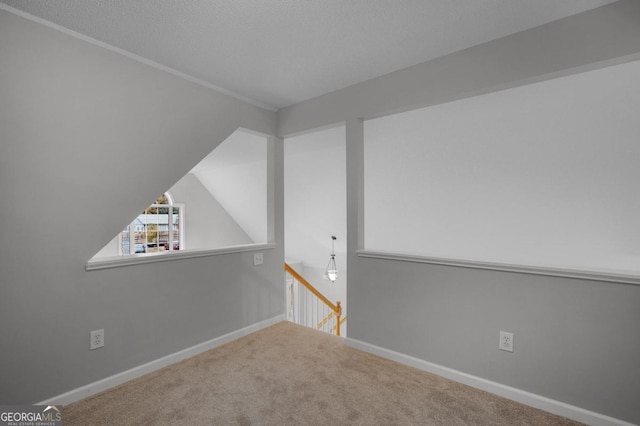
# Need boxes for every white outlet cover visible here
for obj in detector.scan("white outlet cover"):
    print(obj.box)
[90,329,104,350]
[253,252,264,265]
[499,331,514,352]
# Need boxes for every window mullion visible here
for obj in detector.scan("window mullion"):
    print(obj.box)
[168,206,174,252]
[129,224,135,255]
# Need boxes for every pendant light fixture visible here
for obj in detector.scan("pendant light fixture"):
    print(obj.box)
[326,236,338,283]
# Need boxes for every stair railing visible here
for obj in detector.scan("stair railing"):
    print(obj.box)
[285,262,343,337]
[316,311,347,334]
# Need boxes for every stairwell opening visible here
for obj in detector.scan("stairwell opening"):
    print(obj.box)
[284,124,347,336]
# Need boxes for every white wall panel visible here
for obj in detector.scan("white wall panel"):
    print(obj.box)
[364,59,640,274]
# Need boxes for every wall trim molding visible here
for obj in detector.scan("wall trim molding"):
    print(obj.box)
[357,250,640,286]
[37,315,286,406]
[345,337,634,426]
[86,243,276,271]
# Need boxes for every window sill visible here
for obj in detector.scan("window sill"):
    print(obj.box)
[356,250,640,286]
[86,243,276,271]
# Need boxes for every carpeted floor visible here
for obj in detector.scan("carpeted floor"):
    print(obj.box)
[64,321,582,425]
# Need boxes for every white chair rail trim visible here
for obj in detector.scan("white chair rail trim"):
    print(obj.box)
[357,250,640,286]
[87,243,276,271]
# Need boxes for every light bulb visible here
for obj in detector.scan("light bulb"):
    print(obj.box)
[326,255,338,282]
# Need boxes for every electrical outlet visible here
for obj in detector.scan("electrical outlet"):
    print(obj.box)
[499,331,513,352]
[90,329,104,350]
[253,252,263,265]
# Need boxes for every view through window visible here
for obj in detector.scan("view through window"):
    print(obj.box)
[119,194,183,255]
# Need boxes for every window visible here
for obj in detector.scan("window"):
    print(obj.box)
[119,193,184,256]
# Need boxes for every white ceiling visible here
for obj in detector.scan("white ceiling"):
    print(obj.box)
[0,0,617,110]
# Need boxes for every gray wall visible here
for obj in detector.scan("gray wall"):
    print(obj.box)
[3,2,640,423]
[284,2,640,423]
[0,9,283,403]
[349,258,640,423]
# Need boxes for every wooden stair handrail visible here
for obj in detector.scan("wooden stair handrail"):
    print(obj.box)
[285,262,343,336]
[285,263,339,313]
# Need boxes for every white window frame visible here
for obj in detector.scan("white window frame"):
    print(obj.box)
[118,194,185,256]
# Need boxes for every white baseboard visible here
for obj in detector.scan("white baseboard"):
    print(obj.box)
[345,337,634,426]
[38,315,285,406]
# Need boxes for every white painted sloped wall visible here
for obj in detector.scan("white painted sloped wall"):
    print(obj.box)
[92,129,268,258]
[191,129,269,245]
[171,173,253,250]
[92,172,253,258]
[285,125,347,326]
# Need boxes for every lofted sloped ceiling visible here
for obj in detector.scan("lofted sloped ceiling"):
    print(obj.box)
[0,0,617,110]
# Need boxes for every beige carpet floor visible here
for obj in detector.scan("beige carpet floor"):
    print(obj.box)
[64,321,582,425]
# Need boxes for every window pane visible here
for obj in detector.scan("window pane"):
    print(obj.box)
[173,208,180,251]
[158,210,169,251]
[107,192,183,258]
[133,217,146,253]
[120,225,130,255]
